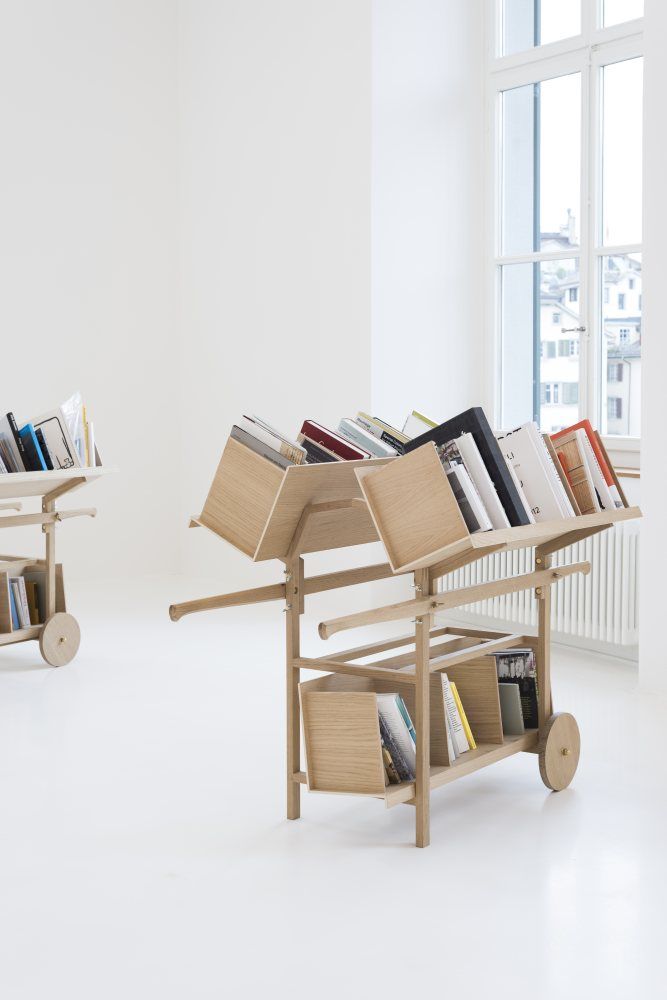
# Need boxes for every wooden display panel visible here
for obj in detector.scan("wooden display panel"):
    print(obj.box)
[356,444,469,572]
[195,435,392,562]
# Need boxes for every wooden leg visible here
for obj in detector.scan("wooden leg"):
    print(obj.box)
[286,557,303,820]
[414,568,431,848]
[535,546,553,731]
[43,498,56,619]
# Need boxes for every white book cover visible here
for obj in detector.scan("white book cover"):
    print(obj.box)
[31,409,82,470]
[240,416,305,464]
[524,422,574,517]
[444,709,457,761]
[338,418,397,457]
[501,453,535,524]
[11,579,29,628]
[441,674,470,754]
[377,694,417,775]
[497,425,566,522]
[455,433,511,529]
[578,430,615,510]
[402,411,437,438]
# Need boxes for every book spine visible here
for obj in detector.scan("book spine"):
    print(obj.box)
[6,413,27,470]
[35,428,54,470]
[378,715,413,781]
[450,682,476,750]
[8,584,20,630]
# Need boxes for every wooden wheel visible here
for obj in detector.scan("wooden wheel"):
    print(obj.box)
[538,712,580,791]
[39,613,81,667]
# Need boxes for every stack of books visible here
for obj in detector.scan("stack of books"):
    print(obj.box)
[7,576,40,630]
[227,405,628,534]
[493,649,539,736]
[0,392,100,474]
[378,677,475,785]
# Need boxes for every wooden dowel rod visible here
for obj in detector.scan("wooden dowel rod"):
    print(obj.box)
[318,562,591,639]
[303,562,396,595]
[169,582,286,621]
[0,508,96,529]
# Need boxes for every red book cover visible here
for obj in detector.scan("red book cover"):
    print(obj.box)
[300,420,370,461]
[551,420,614,487]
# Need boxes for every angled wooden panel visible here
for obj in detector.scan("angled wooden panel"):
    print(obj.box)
[300,689,386,796]
[197,437,285,558]
[444,657,504,745]
[356,444,470,573]
[254,457,392,562]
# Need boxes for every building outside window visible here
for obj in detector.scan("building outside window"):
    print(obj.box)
[492,1,643,444]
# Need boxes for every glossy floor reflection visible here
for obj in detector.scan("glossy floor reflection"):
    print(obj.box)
[0,577,663,999]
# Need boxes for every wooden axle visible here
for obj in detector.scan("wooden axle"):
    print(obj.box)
[318,561,591,639]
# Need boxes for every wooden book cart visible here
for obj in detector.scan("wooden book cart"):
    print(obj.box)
[0,466,107,666]
[170,436,641,847]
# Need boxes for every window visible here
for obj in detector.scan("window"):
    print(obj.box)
[608,396,623,419]
[619,328,630,343]
[608,362,624,382]
[541,382,560,405]
[492,1,643,443]
[563,383,579,404]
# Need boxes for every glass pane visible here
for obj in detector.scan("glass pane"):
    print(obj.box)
[501,258,580,433]
[603,0,644,28]
[602,58,643,246]
[502,0,581,56]
[501,74,580,255]
[600,253,641,436]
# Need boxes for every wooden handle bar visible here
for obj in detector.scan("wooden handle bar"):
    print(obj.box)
[169,582,286,621]
[318,562,591,639]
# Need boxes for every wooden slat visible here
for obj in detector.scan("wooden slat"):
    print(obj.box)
[310,626,451,664]
[294,656,416,684]
[371,636,479,670]
[385,731,539,807]
[0,626,41,646]
[428,633,525,672]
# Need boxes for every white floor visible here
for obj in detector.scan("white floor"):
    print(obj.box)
[1,576,664,999]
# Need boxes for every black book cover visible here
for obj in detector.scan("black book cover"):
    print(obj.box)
[35,428,54,470]
[301,438,337,464]
[495,651,539,728]
[5,412,27,471]
[379,430,406,455]
[403,406,531,527]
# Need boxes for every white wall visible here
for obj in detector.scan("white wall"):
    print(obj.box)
[0,1,179,580]
[177,0,373,588]
[371,0,485,428]
[639,0,667,690]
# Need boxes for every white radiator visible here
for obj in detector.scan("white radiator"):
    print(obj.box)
[439,522,640,658]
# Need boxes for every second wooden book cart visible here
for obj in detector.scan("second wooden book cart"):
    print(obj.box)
[170,435,641,848]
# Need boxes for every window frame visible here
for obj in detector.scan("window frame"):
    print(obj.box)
[484,0,643,463]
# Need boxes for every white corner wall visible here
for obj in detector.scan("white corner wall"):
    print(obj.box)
[371,0,485,427]
[177,0,374,586]
[639,0,666,690]
[0,1,179,579]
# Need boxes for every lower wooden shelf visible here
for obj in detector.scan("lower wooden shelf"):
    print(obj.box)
[0,625,41,645]
[384,730,539,808]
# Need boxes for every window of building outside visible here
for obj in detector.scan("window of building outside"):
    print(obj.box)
[493,0,643,445]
